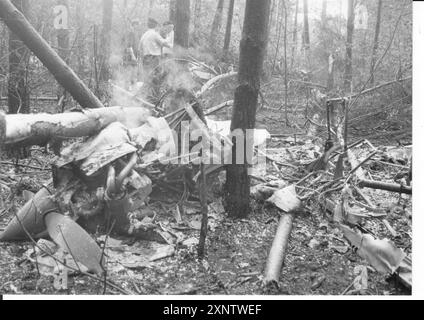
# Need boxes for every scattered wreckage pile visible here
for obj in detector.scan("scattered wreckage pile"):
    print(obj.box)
[0,3,411,293]
[256,100,412,293]
[0,71,269,292]
[0,93,412,294]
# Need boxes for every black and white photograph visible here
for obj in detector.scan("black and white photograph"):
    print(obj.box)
[0,0,415,299]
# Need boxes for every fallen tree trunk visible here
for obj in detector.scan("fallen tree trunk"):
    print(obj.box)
[359,179,412,195]
[1,107,150,146]
[0,0,104,110]
[263,213,294,288]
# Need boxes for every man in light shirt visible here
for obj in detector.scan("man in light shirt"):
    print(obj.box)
[139,18,170,103]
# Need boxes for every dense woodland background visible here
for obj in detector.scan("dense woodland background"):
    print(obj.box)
[0,0,412,118]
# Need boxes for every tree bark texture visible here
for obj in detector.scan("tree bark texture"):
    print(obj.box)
[370,0,383,86]
[225,0,271,218]
[210,0,225,48]
[99,0,113,82]
[223,0,235,53]
[1,107,150,147]
[344,0,355,91]
[8,0,30,115]
[175,0,190,48]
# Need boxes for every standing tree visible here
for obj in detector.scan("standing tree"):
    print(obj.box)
[290,0,299,69]
[169,0,176,23]
[99,0,113,83]
[56,0,69,61]
[223,0,235,53]
[175,0,190,48]
[302,0,311,78]
[370,0,383,86]
[321,0,327,27]
[302,0,310,52]
[209,0,225,48]
[327,53,334,91]
[225,0,271,218]
[75,0,85,77]
[271,0,283,74]
[8,0,30,116]
[147,0,155,21]
[55,0,69,112]
[193,0,202,35]
[282,0,289,125]
[344,0,355,91]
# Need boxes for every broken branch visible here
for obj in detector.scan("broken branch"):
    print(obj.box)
[358,179,412,195]
[263,213,294,288]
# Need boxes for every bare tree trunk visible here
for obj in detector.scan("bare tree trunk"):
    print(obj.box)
[0,0,105,109]
[175,0,190,48]
[321,0,331,93]
[148,0,155,19]
[327,53,334,91]
[225,0,271,218]
[321,0,327,27]
[75,0,85,77]
[223,0,235,53]
[99,0,113,83]
[193,0,202,32]
[209,0,225,48]
[370,0,383,86]
[344,0,355,92]
[302,0,310,51]
[7,0,30,157]
[8,0,30,115]
[302,0,311,78]
[283,0,288,125]
[271,0,283,74]
[169,0,176,23]
[56,0,69,61]
[290,0,299,69]
[56,0,70,113]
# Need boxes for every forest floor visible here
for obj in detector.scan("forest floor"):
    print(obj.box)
[0,77,412,296]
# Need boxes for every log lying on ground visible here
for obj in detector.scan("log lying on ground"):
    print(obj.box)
[263,213,295,288]
[0,0,104,110]
[359,179,412,195]
[1,107,150,146]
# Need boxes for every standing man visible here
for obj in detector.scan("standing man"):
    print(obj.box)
[139,18,170,103]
